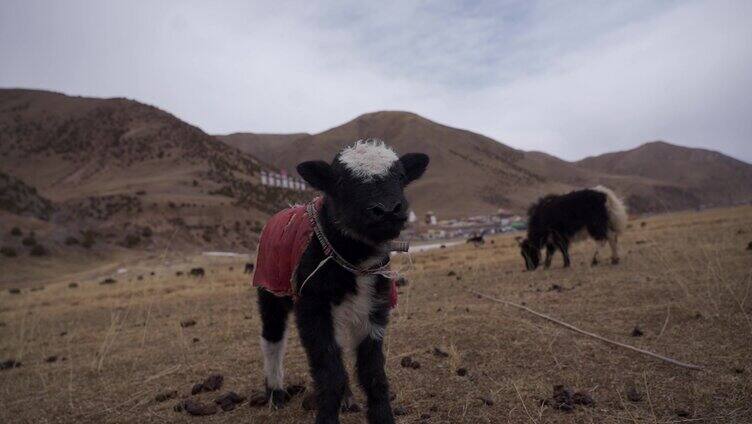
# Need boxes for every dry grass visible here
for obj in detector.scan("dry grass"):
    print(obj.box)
[1,206,751,423]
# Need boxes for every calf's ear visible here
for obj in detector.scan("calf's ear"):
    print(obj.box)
[297,161,335,192]
[400,153,430,184]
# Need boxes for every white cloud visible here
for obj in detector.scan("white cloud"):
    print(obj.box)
[1,0,750,162]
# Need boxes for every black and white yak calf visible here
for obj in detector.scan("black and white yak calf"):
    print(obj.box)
[518,186,628,270]
[252,139,429,424]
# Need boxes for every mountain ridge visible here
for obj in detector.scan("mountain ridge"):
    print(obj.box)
[0,88,310,253]
[216,111,752,217]
[3,88,751,230]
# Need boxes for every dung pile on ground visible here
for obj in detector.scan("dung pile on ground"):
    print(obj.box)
[1,359,22,370]
[249,383,306,407]
[155,390,177,403]
[175,399,217,416]
[191,373,223,394]
[180,319,197,328]
[173,374,248,416]
[400,356,421,369]
[542,385,595,412]
[626,387,643,402]
[214,391,246,411]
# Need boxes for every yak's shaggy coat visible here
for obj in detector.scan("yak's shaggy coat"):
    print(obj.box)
[520,186,628,270]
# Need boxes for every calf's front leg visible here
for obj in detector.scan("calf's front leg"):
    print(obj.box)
[296,299,348,424]
[356,336,395,424]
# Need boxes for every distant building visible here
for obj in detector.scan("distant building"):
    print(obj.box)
[497,208,514,218]
[259,170,307,191]
[425,211,437,225]
[425,228,446,239]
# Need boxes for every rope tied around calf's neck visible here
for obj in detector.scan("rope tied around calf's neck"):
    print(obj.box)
[297,199,414,297]
[306,201,395,277]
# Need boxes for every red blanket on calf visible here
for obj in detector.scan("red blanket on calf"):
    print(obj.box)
[252,198,398,308]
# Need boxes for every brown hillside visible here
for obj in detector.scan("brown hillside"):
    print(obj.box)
[577,141,752,208]
[0,89,309,253]
[218,132,309,161]
[519,151,707,214]
[217,112,747,217]
[218,111,553,218]
[0,171,55,220]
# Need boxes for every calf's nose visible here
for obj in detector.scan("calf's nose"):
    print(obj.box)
[368,201,405,219]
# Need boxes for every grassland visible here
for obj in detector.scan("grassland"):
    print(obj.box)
[1,206,751,423]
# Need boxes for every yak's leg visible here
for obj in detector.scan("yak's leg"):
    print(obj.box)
[608,232,620,264]
[257,289,293,408]
[591,240,606,266]
[553,234,571,267]
[356,336,394,424]
[587,221,608,267]
[544,243,556,269]
[297,298,348,424]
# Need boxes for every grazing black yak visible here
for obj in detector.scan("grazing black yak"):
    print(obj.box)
[252,139,429,423]
[518,186,627,270]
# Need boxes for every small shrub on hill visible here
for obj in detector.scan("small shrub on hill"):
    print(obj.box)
[64,236,79,246]
[21,236,36,246]
[124,234,141,248]
[10,227,22,237]
[81,230,96,249]
[1,246,17,257]
[29,244,48,257]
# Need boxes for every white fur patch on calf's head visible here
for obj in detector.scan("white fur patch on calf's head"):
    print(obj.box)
[338,139,399,181]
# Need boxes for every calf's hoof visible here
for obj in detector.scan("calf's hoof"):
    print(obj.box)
[248,387,289,409]
[341,393,361,413]
[366,402,395,424]
[301,392,361,413]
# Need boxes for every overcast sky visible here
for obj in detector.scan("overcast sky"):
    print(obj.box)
[1,0,751,162]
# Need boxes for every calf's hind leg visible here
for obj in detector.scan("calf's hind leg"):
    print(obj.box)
[257,288,293,408]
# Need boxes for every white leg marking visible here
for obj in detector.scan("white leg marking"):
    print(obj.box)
[260,331,287,390]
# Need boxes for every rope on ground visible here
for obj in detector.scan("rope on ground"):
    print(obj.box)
[467,289,703,371]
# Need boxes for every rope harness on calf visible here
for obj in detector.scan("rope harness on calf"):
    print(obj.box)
[253,197,405,307]
[299,200,408,296]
